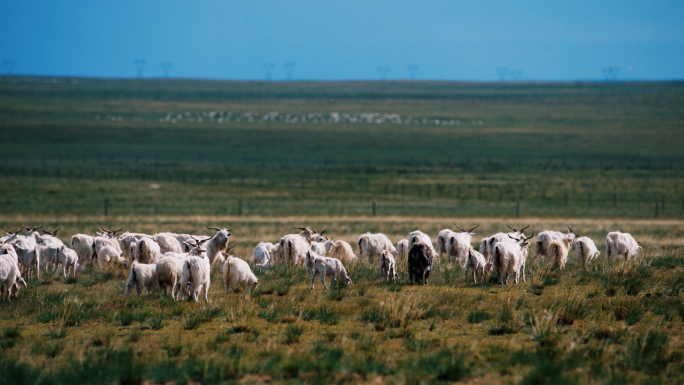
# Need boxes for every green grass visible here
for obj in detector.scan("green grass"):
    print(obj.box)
[1,78,684,383]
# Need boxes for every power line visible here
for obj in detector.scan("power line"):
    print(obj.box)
[263,63,274,80]
[284,62,295,80]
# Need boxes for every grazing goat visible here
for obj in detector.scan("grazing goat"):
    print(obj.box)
[357,232,397,264]
[98,246,127,268]
[535,224,575,261]
[154,233,184,254]
[574,236,600,265]
[324,239,357,264]
[0,255,26,301]
[409,230,437,261]
[156,255,186,300]
[124,261,157,296]
[179,238,211,302]
[280,227,320,268]
[56,246,80,278]
[396,239,409,260]
[605,231,641,263]
[205,227,232,265]
[548,235,573,270]
[70,234,94,266]
[136,237,163,264]
[492,234,534,284]
[479,224,530,260]
[464,247,491,283]
[253,242,276,268]
[223,256,260,293]
[309,252,352,290]
[437,229,456,259]
[408,243,433,285]
[380,250,397,282]
[446,224,479,267]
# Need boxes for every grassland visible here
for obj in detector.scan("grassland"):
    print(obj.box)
[1,77,684,383]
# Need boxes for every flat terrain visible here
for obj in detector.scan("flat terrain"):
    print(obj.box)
[1,78,684,383]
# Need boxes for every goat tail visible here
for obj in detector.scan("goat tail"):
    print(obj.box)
[534,240,544,258]
[549,243,561,265]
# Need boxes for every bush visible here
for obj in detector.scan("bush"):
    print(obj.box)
[529,312,560,347]
[317,307,340,325]
[624,331,671,374]
[182,314,203,330]
[467,310,491,324]
[116,309,134,326]
[3,326,21,340]
[553,297,587,326]
[48,327,67,340]
[148,312,164,330]
[285,324,304,344]
[611,300,644,325]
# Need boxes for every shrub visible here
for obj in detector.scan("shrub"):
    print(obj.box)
[529,312,560,347]
[148,312,164,331]
[257,309,281,323]
[285,324,304,344]
[624,331,671,374]
[611,300,644,325]
[317,307,340,325]
[467,310,491,324]
[326,288,346,301]
[116,309,134,326]
[182,314,203,330]
[128,330,141,343]
[357,285,367,297]
[666,269,684,297]
[553,297,587,326]
[48,327,67,340]
[3,326,21,340]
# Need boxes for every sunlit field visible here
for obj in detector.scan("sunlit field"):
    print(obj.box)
[1,78,684,383]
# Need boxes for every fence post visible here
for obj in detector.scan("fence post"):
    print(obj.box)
[477,185,482,200]
[564,191,568,205]
[654,202,659,219]
[372,202,376,217]
[516,202,520,218]
[588,192,592,206]
[104,198,109,216]
[662,195,665,210]
[238,199,242,217]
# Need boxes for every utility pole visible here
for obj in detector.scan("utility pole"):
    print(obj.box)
[134,59,146,78]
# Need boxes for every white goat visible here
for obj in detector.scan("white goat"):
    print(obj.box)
[574,236,600,265]
[280,227,319,268]
[223,256,260,293]
[437,229,456,259]
[535,224,575,261]
[492,234,533,284]
[56,246,80,278]
[324,239,357,264]
[156,255,186,300]
[98,246,127,268]
[179,239,211,302]
[396,239,409,260]
[605,231,641,263]
[154,233,184,254]
[464,247,492,283]
[0,255,26,301]
[253,242,276,269]
[309,252,352,290]
[136,237,163,264]
[357,232,396,264]
[70,234,94,266]
[548,235,573,270]
[446,224,479,267]
[124,261,157,296]
[409,230,438,261]
[380,250,397,282]
[479,224,530,260]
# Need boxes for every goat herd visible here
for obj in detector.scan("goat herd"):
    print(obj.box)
[0,224,642,302]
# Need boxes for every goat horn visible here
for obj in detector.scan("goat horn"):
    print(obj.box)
[2,226,15,235]
[226,245,236,252]
[20,225,30,231]
[565,222,574,234]
[508,234,517,240]
[319,228,327,235]
[293,227,307,231]
[53,228,61,237]
[207,227,222,231]
[505,224,517,232]
[454,225,466,232]
[525,234,535,241]
[468,224,480,233]
[520,224,531,232]
[113,228,123,234]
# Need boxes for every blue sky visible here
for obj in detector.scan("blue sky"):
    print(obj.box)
[1,1,682,81]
